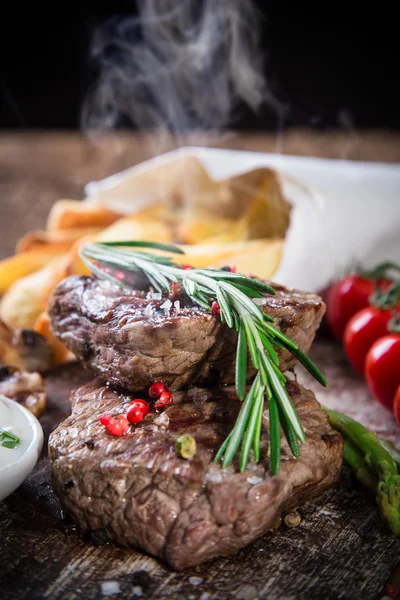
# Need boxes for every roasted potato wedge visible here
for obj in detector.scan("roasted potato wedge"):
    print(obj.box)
[0,249,67,294]
[47,200,120,231]
[177,239,284,279]
[16,227,102,254]
[0,255,69,329]
[34,311,73,366]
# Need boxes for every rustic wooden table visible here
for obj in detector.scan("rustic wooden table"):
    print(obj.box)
[1,131,400,600]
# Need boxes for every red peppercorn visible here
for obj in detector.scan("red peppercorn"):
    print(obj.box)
[126,404,144,424]
[211,301,221,315]
[155,390,174,409]
[384,583,399,599]
[230,265,237,273]
[182,264,192,270]
[99,414,129,436]
[99,414,113,426]
[149,381,166,399]
[169,282,183,300]
[129,399,150,417]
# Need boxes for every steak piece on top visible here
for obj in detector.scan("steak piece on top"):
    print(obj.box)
[49,275,325,391]
[49,379,342,570]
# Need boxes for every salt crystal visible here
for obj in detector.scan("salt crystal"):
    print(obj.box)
[205,470,222,484]
[247,476,263,485]
[69,427,78,438]
[160,299,172,311]
[100,581,121,596]
[146,291,162,300]
[200,594,210,600]
[144,304,153,316]
[189,576,203,586]
[174,300,180,311]
[154,412,170,427]
[132,586,143,597]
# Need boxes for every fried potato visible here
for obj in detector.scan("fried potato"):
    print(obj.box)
[47,200,120,231]
[0,255,69,329]
[34,311,73,366]
[175,216,233,244]
[16,227,102,254]
[97,214,173,243]
[63,212,175,276]
[213,168,291,239]
[178,239,284,279]
[0,249,67,294]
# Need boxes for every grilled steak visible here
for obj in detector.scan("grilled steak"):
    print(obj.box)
[49,379,342,570]
[49,275,325,391]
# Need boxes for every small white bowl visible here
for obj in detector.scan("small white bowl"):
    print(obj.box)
[0,397,44,501]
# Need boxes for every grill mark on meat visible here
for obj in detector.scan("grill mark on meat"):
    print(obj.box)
[49,275,325,392]
[49,379,342,570]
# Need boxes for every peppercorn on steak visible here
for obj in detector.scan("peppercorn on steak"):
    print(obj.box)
[49,379,343,571]
[49,275,325,391]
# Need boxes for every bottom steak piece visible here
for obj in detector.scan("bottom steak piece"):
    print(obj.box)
[49,380,343,570]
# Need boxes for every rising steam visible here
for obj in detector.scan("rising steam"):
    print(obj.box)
[81,0,282,135]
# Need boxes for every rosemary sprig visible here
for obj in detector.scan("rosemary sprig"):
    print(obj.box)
[80,241,327,474]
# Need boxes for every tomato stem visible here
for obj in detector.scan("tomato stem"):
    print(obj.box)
[370,282,400,310]
[360,261,400,281]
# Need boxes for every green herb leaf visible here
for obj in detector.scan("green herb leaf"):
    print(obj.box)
[236,324,247,401]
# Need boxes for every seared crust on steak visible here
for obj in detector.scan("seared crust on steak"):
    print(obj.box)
[49,379,342,570]
[49,275,325,391]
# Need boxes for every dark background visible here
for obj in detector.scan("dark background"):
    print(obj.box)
[1,1,399,131]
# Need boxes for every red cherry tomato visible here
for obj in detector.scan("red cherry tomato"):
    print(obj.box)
[365,335,400,411]
[326,275,376,341]
[344,307,392,374]
[393,385,400,425]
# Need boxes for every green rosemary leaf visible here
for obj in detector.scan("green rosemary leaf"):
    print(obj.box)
[236,324,247,400]
[232,310,240,332]
[270,360,287,384]
[261,312,274,323]
[80,255,125,288]
[222,375,260,467]
[240,385,265,472]
[253,395,264,461]
[225,275,276,296]
[214,431,233,462]
[216,286,234,329]
[268,395,281,475]
[219,281,264,322]
[278,404,300,458]
[255,324,279,366]
[243,318,260,370]
[100,240,186,254]
[288,346,328,387]
[262,355,306,443]
[229,283,265,299]
[261,321,297,349]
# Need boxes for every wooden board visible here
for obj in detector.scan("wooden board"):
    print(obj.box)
[1,341,399,600]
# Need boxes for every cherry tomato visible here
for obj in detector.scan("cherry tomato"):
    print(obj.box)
[326,275,376,341]
[394,385,400,425]
[365,335,400,411]
[344,307,391,374]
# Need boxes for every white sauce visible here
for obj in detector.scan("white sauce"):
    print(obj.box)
[0,396,33,468]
